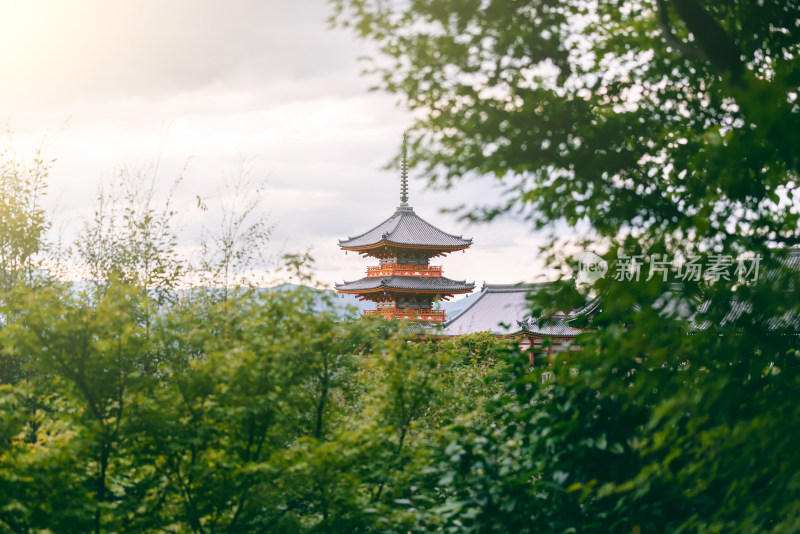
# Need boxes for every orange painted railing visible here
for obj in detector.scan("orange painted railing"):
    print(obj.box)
[363,308,446,322]
[366,264,443,277]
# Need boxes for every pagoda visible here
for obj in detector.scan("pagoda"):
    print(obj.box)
[335,137,474,323]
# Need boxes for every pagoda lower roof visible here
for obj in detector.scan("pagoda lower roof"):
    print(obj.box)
[339,205,472,251]
[335,275,474,294]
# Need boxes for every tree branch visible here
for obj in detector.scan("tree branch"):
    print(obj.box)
[656,0,709,63]
[666,0,745,81]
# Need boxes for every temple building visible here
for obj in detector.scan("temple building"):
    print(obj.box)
[334,137,594,363]
[335,139,474,323]
[443,283,598,365]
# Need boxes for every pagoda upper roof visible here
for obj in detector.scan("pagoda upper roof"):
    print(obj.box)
[335,274,474,294]
[339,206,472,250]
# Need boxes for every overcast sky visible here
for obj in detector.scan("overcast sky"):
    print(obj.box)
[1,0,553,293]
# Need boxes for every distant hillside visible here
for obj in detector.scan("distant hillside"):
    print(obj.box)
[440,293,477,319]
[265,283,369,315]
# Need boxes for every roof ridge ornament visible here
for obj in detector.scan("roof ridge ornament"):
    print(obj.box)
[400,131,409,208]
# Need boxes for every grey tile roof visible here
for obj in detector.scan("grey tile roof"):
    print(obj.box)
[335,275,475,293]
[442,282,590,337]
[518,320,587,337]
[690,298,800,331]
[339,206,472,249]
[674,248,800,331]
[784,248,800,270]
[570,296,602,317]
[439,283,537,335]
[443,284,532,335]
[760,248,800,289]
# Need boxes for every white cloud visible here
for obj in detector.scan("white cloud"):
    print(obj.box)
[2,0,557,292]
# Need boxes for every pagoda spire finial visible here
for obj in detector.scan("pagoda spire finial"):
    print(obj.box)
[400,132,409,206]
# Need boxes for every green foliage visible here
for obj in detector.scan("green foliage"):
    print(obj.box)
[3,0,796,529]
[0,136,50,292]
[330,0,799,244]
[0,141,508,532]
[446,331,505,364]
[196,161,274,292]
[421,329,800,533]
[75,163,185,297]
[330,0,800,532]
[0,274,508,532]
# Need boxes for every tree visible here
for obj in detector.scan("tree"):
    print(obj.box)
[0,281,155,533]
[331,1,800,531]
[0,249,510,533]
[331,0,798,245]
[0,135,50,292]
[0,126,515,532]
[75,162,186,300]
[0,136,52,386]
[196,159,274,298]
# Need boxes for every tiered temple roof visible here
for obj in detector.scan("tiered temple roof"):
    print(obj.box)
[335,135,474,322]
[339,205,472,255]
[336,275,473,294]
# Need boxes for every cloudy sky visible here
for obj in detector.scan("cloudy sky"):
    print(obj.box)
[1,0,552,293]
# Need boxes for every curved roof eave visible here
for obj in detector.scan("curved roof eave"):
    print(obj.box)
[335,275,475,293]
[340,241,471,252]
[338,207,472,249]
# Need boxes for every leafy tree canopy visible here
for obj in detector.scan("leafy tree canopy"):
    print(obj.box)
[331,0,799,250]
[330,1,800,532]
